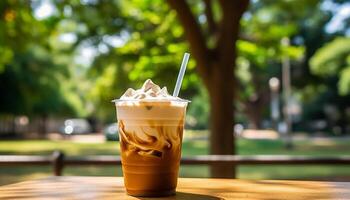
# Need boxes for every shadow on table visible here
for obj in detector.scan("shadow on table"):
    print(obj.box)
[136,192,224,200]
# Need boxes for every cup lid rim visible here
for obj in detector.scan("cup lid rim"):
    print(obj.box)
[111,98,191,103]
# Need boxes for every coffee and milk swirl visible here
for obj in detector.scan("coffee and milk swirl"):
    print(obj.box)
[117,79,186,159]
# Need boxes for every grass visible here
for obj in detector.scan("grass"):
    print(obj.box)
[1,131,350,185]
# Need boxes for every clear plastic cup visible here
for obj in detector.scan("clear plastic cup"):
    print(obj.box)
[114,99,189,197]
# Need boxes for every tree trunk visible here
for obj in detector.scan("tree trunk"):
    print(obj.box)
[166,0,249,178]
[40,114,48,136]
[247,109,262,129]
[208,65,235,178]
[245,101,263,129]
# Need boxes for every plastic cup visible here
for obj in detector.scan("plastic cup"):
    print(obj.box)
[114,99,188,197]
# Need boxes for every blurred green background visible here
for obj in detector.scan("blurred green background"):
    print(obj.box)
[0,0,349,185]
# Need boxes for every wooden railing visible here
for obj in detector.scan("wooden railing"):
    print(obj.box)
[1,151,350,176]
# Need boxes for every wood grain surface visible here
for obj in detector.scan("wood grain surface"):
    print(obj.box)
[0,176,349,200]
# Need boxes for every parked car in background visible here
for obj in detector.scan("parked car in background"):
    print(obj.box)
[104,123,119,141]
[61,119,92,135]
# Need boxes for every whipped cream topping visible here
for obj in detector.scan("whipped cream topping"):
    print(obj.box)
[120,79,181,101]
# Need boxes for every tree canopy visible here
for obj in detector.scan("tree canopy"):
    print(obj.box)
[310,37,350,95]
[0,1,85,117]
[0,0,349,135]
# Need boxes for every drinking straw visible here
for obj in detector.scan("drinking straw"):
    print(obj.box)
[173,52,190,97]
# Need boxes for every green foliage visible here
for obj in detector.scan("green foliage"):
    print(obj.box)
[310,37,350,95]
[52,0,201,121]
[0,0,84,117]
[0,0,348,130]
[187,86,210,129]
[339,66,350,95]
[236,0,307,126]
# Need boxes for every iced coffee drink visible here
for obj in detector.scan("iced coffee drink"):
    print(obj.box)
[114,79,188,197]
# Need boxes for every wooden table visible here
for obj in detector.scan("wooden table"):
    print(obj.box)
[0,177,349,199]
